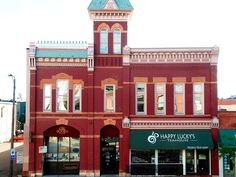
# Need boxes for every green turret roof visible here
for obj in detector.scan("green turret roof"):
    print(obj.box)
[88,0,133,11]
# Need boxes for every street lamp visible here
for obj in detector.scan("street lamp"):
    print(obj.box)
[8,74,16,177]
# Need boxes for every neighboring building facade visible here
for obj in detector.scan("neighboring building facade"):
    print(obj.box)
[0,101,16,143]
[16,101,26,130]
[218,111,236,177]
[23,0,219,176]
[218,98,236,111]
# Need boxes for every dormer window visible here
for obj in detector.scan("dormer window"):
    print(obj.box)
[100,28,108,54]
[113,28,121,54]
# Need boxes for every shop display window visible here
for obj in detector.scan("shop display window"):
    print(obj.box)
[45,136,80,162]
[158,150,183,175]
[70,137,80,161]
[158,150,182,164]
[131,150,155,164]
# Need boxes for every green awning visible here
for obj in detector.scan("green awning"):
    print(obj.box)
[219,129,236,148]
[130,129,214,150]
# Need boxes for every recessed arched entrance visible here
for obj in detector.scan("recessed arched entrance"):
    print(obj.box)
[43,125,80,175]
[100,125,120,175]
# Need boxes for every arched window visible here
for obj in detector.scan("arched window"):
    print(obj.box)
[100,28,108,54]
[113,28,121,54]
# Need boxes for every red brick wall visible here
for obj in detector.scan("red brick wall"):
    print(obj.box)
[218,111,236,128]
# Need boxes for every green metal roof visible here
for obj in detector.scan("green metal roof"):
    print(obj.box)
[36,49,87,58]
[88,0,133,11]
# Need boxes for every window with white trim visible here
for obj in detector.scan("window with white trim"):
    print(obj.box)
[100,28,108,54]
[155,83,166,115]
[104,84,115,112]
[43,84,52,112]
[56,80,69,112]
[174,83,185,115]
[193,83,204,115]
[73,84,82,112]
[136,83,146,114]
[113,28,121,54]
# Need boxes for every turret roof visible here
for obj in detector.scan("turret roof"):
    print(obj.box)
[88,0,133,11]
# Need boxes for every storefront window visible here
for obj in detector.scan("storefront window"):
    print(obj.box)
[45,136,80,162]
[158,150,181,163]
[158,150,183,175]
[186,150,195,174]
[131,150,155,164]
[70,137,80,161]
[58,137,70,161]
[131,150,155,175]
[47,137,57,161]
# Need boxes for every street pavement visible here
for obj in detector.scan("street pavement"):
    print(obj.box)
[0,142,23,177]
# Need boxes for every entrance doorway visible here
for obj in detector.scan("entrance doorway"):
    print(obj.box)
[186,149,210,175]
[197,150,209,175]
[43,125,80,175]
[100,125,119,175]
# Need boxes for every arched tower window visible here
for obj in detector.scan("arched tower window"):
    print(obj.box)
[100,28,108,54]
[113,28,121,54]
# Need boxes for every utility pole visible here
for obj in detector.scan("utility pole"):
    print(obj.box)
[8,74,16,177]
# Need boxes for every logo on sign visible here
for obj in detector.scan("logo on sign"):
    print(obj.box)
[147,132,159,144]
[147,131,196,144]
[56,126,68,135]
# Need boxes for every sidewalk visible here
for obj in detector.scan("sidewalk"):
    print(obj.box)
[0,142,24,177]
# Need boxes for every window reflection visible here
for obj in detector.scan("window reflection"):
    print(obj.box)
[57,80,68,111]
[131,150,155,164]
[43,84,52,111]
[193,83,203,114]
[155,84,165,114]
[113,28,121,54]
[73,84,81,112]
[158,150,182,164]
[174,84,184,114]
[105,85,115,112]
[100,28,108,54]
[45,136,80,162]
[136,83,145,113]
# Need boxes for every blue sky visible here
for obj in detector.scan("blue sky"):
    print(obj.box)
[0,0,236,100]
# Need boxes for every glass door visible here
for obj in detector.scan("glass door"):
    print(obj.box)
[197,150,209,175]
[100,137,119,174]
[186,150,195,174]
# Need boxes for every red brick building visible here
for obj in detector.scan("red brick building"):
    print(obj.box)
[23,0,219,176]
[218,111,236,177]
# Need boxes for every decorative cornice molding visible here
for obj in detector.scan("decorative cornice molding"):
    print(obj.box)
[130,119,218,129]
[127,46,219,64]
[89,11,133,21]
[36,57,87,67]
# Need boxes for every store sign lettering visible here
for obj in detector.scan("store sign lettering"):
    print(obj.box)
[147,131,196,144]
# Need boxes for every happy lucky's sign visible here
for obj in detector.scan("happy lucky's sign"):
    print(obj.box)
[147,131,196,144]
